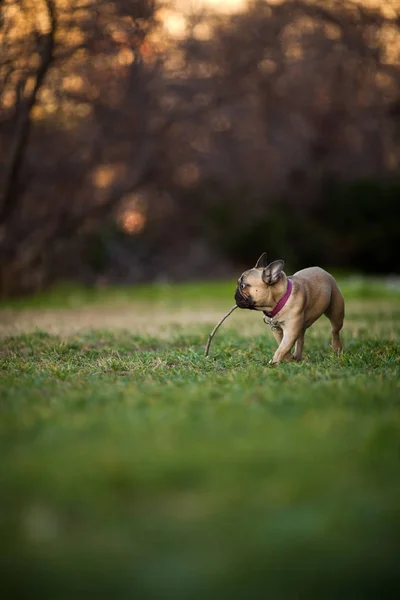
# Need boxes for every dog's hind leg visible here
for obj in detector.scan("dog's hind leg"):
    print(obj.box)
[324,288,344,355]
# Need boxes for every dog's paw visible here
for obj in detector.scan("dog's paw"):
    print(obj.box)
[284,354,295,362]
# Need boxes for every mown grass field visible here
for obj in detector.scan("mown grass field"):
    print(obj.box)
[1,278,400,599]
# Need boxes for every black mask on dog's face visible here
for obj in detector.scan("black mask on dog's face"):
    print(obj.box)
[234,254,286,311]
[234,282,256,310]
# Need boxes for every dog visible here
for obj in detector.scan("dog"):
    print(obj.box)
[234,252,344,364]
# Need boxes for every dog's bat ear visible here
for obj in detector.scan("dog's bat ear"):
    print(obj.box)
[254,252,268,269]
[262,260,285,284]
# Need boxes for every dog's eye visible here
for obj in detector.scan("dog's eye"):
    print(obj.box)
[240,283,246,290]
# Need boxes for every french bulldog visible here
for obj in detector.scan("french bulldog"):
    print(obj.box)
[234,253,344,364]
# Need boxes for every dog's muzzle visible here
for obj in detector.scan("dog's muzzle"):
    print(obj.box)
[234,287,256,310]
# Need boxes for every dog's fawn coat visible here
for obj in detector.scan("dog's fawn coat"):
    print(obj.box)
[235,253,344,364]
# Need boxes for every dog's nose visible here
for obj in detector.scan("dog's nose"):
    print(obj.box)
[234,287,254,309]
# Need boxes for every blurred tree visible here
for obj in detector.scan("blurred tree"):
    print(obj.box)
[0,0,159,294]
[164,0,400,202]
[1,0,399,295]
[158,0,400,273]
[0,0,56,228]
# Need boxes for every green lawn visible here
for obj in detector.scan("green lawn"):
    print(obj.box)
[1,279,400,599]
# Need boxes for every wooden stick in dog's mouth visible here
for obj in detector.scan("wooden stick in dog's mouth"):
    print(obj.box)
[204,305,238,357]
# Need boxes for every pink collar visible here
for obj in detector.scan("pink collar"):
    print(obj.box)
[264,278,293,318]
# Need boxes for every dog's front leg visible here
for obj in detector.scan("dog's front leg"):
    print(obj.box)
[270,318,303,365]
[293,329,305,361]
[271,327,295,362]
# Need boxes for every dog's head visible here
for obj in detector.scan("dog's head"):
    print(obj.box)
[234,252,286,311]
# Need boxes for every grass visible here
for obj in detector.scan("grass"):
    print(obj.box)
[2,273,400,311]
[1,279,400,599]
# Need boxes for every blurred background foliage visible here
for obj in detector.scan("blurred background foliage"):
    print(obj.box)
[0,0,399,297]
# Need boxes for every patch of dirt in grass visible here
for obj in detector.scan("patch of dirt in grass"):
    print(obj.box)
[0,306,245,338]
[0,300,398,339]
